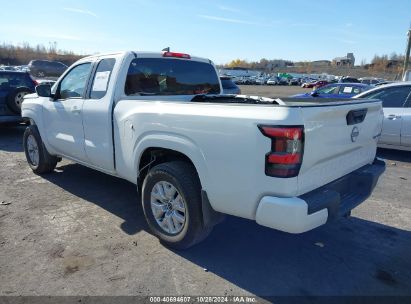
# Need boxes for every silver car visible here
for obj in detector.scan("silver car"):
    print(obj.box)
[354,82,411,151]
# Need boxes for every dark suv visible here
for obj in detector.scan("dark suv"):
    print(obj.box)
[28,60,68,77]
[0,71,36,122]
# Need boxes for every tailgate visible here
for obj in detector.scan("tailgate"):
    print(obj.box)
[297,99,383,195]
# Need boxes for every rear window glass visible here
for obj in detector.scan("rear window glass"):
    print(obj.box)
[0,73,32,88]
[125,58,220,96]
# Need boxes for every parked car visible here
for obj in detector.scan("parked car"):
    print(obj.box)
[28,60,68,77]
[278,77,289,85]
[288,78,299,86]
[0,71,36,123]
[301,80,315,88]
[375,81,395,87]
[220,76,241,94]
[302,80,328,89]
[255,77,266,85]
[359,77,381,86]
[292,83,372,99]
[238,77,256,85]
[354,82,411,151]
[267,77,279,85]
[339,76,360,83]
[36,79,57,87]
[22,50,384,249]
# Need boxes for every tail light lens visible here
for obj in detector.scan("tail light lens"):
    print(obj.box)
[163,52,191,59]
[30,75,39,86]
[258,125,304,178]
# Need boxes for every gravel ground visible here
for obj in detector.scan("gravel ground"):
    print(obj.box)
[0,87,410,300]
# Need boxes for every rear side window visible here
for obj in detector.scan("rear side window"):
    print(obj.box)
[362,86,411,108]
[90,58,116,99]
[125,58,220,96]
[339,86,362,95]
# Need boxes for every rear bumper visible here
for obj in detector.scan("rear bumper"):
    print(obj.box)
[255,158,385,233]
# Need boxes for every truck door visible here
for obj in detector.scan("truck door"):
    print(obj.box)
[43,62,92,161]
[82,57,117,172]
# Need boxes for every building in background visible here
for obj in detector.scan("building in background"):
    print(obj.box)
[333,53,355,66]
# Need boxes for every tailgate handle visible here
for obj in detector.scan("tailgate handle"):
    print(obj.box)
[346,108,367,125]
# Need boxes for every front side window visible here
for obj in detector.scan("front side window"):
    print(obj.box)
[90,58,116,99]
[125,58,220,96]
[58,63,92,99]
[361,86,411,108]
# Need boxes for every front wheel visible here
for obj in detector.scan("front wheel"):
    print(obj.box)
[141,161,211,249]
[23,125,57,174]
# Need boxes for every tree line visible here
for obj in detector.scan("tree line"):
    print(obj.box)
[220,53,406,75]
[0,42,85,66]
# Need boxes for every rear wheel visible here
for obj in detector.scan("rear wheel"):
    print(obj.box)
[141,161,211,249]
[23,125,57,174]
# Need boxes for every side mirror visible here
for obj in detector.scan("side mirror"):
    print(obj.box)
[35,84,52,98]
[310,91,319,97]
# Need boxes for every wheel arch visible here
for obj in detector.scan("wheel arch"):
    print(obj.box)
[137,146,205,191]
[137,144,224,230]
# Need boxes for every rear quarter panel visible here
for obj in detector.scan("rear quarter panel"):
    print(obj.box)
[113,100,303,220]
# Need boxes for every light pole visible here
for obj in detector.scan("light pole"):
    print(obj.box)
[402,28,411,79]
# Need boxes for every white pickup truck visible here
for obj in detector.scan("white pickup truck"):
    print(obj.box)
[21,51,385,249]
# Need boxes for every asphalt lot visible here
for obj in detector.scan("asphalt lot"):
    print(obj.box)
[0,86,410,300]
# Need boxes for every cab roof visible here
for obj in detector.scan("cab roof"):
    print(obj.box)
[78,51,212,64]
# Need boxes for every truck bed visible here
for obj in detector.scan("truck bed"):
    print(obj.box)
[190,94,379,107]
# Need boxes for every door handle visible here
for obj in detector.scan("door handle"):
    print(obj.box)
[387,114,401,120]
[71,106,81,114]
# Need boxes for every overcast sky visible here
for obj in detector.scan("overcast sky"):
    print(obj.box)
[1,0,410,64]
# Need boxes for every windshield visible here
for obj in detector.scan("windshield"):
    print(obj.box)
[125,58,220,96]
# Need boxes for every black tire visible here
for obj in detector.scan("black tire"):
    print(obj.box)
[141,161,211,249]
[23,125,57,174]
[7,87,32,114]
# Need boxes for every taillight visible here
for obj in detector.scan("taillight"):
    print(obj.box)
[258,125,304,178]
[163,51,191,59]
[30,75,39,86]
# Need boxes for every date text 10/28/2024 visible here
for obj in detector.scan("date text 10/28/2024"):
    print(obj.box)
[149,296,258,303]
